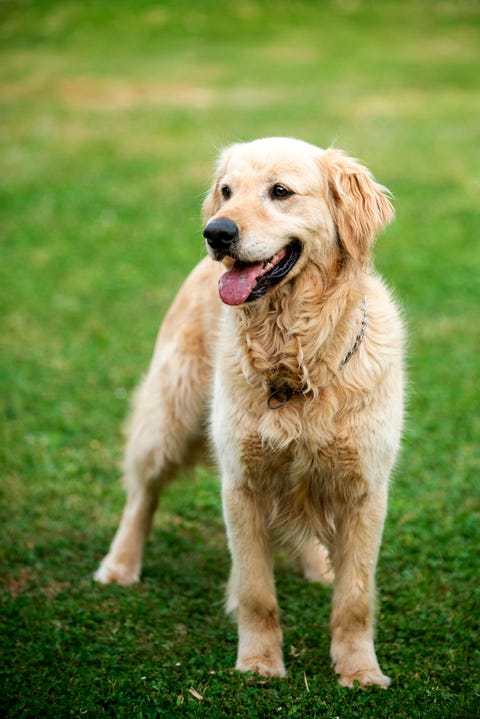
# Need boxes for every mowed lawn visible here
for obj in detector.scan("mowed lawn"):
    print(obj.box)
[1,1,479,717]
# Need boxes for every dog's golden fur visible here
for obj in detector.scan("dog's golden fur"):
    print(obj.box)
[95,137,405,688]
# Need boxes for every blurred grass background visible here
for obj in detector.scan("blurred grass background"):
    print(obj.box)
[1,1,479,717]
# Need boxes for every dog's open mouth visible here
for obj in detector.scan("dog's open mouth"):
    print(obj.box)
[218,239,302,306]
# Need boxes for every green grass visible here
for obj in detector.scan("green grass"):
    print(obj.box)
[1,1,479,716]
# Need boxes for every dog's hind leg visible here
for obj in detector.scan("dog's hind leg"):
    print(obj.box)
[95,258,219,586]
[94,376,206,585]
[94,470,160,587]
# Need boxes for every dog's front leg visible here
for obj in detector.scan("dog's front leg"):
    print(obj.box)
[329,489,391,689]
[222,483,286,678]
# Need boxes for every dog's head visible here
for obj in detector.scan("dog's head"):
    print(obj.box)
[202,137,393,306]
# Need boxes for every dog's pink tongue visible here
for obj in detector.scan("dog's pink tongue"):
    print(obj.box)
[218,261,263,306]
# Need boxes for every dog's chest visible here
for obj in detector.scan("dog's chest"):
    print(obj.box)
[240,426,367,507]
[256,387,338,447]
[238,431,368,544]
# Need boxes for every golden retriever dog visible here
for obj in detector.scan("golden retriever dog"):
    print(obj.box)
[95,137,404,688]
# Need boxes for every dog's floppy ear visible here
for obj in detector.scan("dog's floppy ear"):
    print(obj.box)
[201,178,220,224]
[201,145,235,223]
[320,148,394,265]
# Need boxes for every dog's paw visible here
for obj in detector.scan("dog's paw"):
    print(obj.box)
[94,557,140,586]
[337,668,391,689]
[236,655,286,679]
[303,562,334,585]
[300,540,334,585]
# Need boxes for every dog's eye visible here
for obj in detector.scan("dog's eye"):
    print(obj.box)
[221,185,232,200]
[271,183,293,200]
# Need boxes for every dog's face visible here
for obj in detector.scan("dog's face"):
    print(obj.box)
[203,137,393,306]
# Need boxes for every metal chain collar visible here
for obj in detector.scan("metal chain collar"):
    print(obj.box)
[340,295,368,367]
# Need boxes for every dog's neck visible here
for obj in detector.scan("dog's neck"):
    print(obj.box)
[234,262,365,400]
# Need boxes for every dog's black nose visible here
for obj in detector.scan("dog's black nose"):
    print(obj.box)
[203,218,239,251]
